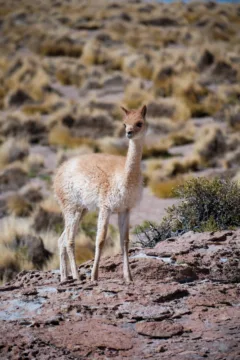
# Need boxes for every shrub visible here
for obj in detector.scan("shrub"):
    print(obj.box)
[133,221,160,248]
[137,177,240,246]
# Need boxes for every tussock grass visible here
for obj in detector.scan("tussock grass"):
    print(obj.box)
[225,105,240,130]
[0,217,33,246]
[39,39,83,58]
[142,142,170,160]
[5,57,50,101]
[40,196,61,214]
[6,194,33,217]
[169,129,194,146]
[97,137,127,156]
[148,97,191,123]
[81,39,106,66]
[22,94,64,116]
[49,124,96,149]
[27,154,45,176]
[123,54,153,80]
[163,156,201,178]
[0,138,29,169]
[56,63,86,87]
[149,176,189,199]
[123,80,152,110]
[194,125,226,163]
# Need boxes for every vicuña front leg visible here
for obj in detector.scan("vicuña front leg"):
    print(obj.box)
[65,210,81,280]
[91,207,110,281]
[118,210,133,283]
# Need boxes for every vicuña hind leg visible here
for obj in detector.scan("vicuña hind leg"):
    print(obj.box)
[118,210,133,283]
[91,207,110,281]
[65,208,86,280]
[58,230,68,281]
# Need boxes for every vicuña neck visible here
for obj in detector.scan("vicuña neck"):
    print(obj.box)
[124,138,143,186]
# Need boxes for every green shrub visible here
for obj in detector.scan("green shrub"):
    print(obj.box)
[133,221,160,248]
[137,177,240,247]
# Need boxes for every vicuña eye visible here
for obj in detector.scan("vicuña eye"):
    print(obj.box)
[123,123,126,128]
[136,122,143,128]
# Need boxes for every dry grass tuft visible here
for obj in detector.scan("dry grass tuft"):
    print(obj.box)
[123,54,153,80]
[142,141,170,159]
[194,124,226,163]
[225,105,240,130]
[0,138,29,169]
[6,194,33,217]
[40,196,61,214]
[5,56,50,100]
[0,217,33,246]
[149,176,189,199]
[22,94,64,116]
[27,154,45,176]
[147,97,191,122]
[81,39,107,66]
[163,156,201,177]
[97,137,127,156]
[49,124,96,149]
[39,38,83,58]
[0,245,20,283]
[169,128,195,146]
[123,80,152,109]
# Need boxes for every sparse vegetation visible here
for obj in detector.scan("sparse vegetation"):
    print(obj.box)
[149,176,189,199]
[139,177,240,246]
[0,0,240,281]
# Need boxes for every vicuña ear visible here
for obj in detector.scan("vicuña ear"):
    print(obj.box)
[140,105,147,118]
[120,106,130,115]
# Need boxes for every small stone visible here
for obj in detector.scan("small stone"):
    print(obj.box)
[45,317,60,326]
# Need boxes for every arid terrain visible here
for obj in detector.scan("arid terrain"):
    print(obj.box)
[0,230,239,359]
[0,2,240,356]
[0,0,240,281]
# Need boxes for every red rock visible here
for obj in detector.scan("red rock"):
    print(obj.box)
[136,320,184,338]
[0,230,240,359]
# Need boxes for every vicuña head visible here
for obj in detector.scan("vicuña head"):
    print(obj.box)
[121,105,148,140]
[54,105,147,283]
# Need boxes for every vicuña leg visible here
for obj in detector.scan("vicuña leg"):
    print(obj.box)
[65,208,86,280]
[58,230,68,281]
[91,207,110,281]
[118,210,133,283]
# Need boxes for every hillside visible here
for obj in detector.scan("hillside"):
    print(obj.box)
[0,0,240,282]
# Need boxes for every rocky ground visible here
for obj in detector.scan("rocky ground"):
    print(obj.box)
[0,0,240,280]
[0,230,239,359]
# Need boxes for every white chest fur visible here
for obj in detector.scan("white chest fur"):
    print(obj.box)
[106,174,143,213]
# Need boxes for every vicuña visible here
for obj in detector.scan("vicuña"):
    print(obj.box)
[54,105,147,283]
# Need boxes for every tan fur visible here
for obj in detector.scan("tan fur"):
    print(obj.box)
[54,105,147,283]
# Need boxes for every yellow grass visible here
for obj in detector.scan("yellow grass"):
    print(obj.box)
[149,176,189,199]
[97,137,127,156]
[6,194,32,217]
[123,80,152,109]
[163,156,201,177]
[0,138,29,169]
[49,124,96,148]
[0,216,33,246]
